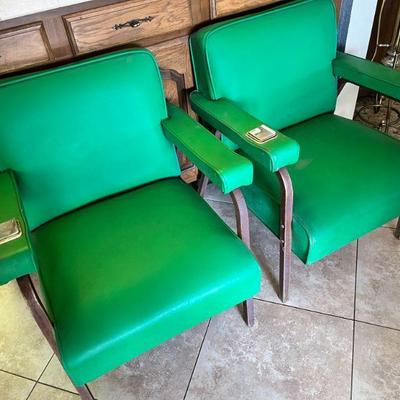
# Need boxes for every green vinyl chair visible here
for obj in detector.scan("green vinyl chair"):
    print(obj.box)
[0,49,261,399]
[189,0,400,302]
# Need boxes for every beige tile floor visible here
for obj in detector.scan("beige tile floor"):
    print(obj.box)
[1,101,400,399]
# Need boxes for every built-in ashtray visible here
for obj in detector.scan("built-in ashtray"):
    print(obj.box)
[0,218,22,245]
[246,124,277,144]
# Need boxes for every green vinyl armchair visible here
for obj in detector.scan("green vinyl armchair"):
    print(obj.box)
[0,49,261,399]
[189,0,400,302]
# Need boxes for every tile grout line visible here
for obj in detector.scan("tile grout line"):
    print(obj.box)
[25,353,54,400]
[0,364,81,398]
[182,318,211,400]
[349,239,359,400]
[254,297,354,322]
[254,291,400,333]
[0,368,36,382]
[32,381,80,397]
[354,319,400,333]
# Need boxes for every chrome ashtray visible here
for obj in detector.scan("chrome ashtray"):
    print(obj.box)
[0,218,22,245]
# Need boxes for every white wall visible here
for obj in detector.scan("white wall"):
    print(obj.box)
[0,0,91,21]
[335,0,378,119]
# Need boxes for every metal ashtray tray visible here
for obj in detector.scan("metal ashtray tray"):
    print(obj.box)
[0,218,22,245]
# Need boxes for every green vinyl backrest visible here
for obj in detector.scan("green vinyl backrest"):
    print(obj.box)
[0,49,180,229]
[190,0,338,130]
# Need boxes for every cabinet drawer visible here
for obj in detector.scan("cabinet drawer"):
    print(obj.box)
[211,0,282,18]
[64,0,193,55]
[0,23,53,74]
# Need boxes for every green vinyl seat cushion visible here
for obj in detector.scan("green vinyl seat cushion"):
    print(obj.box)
[242,114,400,264]
[32,178,261,386]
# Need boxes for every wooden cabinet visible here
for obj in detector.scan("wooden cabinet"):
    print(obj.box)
[0,0,343,82]
[0,23,53,74]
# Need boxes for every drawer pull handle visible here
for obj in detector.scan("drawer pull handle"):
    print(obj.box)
[113,16,154,30]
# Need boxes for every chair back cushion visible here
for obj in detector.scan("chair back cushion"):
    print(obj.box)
[0,49,180,229]
[190,0,338,130]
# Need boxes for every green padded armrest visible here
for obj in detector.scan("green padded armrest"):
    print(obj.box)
[162,103,253,194]
[333,52,400,101]
[0,170,36,285]
[190,91,300,172]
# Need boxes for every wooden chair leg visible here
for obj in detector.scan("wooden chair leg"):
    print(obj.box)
[17,276,94,400]
[395,217,400,239]
[230,189,255,326]
[76,385,95,400]
[230,189,250,248]
[17,275,58,353]
[276,168,294,303]
[243,298,255,327]
[197,173,209,197]
[279,242,292,303]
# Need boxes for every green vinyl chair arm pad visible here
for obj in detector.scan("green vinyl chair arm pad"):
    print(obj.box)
[333,52,400,101]
[0,170,36,285]
[162,103,253,193]
[190,91,300,172]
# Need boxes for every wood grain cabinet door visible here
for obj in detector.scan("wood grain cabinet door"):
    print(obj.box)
[211,0,283,18]
[0,23,53,74]
[64,0,196,55]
